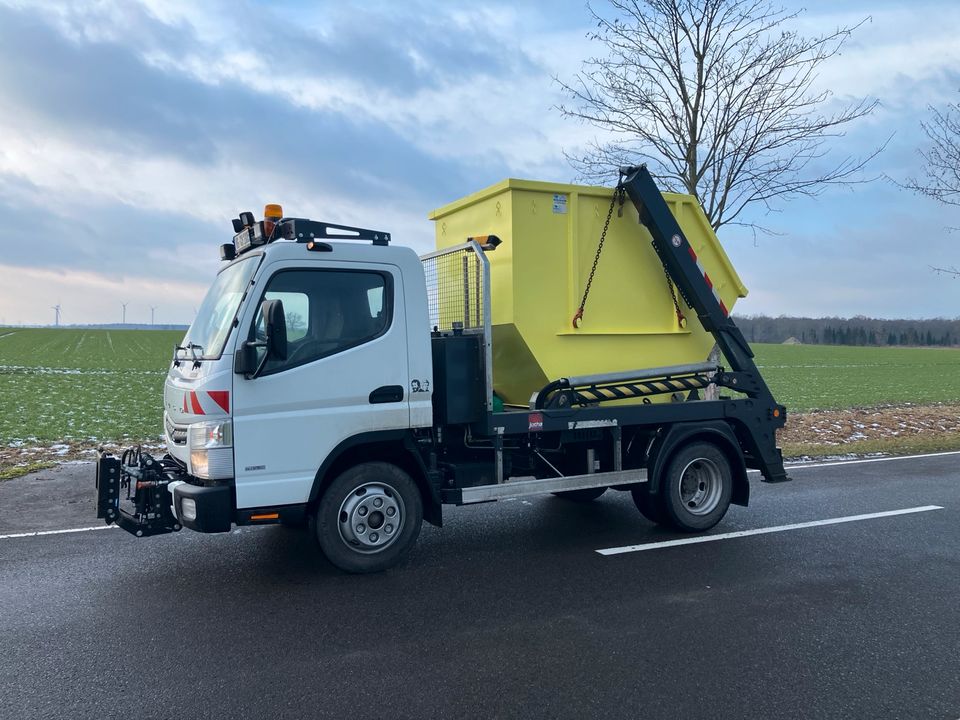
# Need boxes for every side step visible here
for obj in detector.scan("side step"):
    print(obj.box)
[455,469,648,505]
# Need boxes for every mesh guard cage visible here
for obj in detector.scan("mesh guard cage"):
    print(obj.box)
[421,243,485,332]
[420,241,493,411]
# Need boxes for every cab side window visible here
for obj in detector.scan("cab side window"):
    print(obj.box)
[252,270,391,374]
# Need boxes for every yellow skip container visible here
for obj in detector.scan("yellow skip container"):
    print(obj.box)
[429,179,747,406]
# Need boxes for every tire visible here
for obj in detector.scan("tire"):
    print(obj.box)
[552,486,607,502]
[659,441,732,532]
[631,486,668,525]
[313,462,423,573]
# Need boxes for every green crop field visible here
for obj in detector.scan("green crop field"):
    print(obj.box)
[0,327,183,446]
[2,329,960,451]
[752,343,960,412]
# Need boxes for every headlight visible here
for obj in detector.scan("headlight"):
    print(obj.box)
[189,420,232,450]
[188,421,233,480]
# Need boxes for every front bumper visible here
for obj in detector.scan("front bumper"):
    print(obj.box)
[171,482,232,533]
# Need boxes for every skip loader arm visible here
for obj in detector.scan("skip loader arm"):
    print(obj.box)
[619,165,789,483]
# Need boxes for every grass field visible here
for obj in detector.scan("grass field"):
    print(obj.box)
[1,328,959,459]
[752,343,960,411]
[0,327,182,446]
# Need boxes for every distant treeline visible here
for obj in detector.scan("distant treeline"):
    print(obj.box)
[734,315,960,347]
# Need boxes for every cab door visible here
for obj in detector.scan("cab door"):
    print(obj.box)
[231,260,410,509]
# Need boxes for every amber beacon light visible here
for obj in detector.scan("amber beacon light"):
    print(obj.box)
[263,203,283,238]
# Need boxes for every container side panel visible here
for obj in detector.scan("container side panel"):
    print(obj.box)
[434,188,514,327]
[430,179,748,406]
[491,323,549,406]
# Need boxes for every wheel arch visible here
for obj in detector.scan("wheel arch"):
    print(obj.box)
[308,430,442,526]
[645,421,749,507]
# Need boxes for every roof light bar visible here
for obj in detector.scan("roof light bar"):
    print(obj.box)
[226,207,392,258]
[281,220,391,246]
[233,221,268,254]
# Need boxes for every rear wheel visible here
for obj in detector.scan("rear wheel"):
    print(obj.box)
[552,486,607,502]
[313,462,423,573]
[659,441,732,532]
[631,486,668,525]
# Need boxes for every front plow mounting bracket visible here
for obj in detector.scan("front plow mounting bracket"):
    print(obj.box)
[95,450,181,537]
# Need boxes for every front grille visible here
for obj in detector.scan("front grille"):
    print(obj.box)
[165,414,188,445]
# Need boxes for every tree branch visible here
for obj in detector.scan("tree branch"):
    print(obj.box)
[557,0,881,231]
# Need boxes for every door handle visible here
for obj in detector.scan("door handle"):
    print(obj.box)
[369,385,404,404]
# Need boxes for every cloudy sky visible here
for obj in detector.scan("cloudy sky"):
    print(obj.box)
[1,0,959,326]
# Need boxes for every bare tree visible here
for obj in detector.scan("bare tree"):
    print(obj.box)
[558,0,882,231]
[905,96,960,209]
[929,265,960,277]
[900,94,960,276]
[285,311,307,334]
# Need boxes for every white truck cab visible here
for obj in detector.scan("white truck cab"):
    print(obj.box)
[163,239,433,509]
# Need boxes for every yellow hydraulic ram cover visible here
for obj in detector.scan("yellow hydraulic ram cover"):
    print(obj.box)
[429,178,747,406]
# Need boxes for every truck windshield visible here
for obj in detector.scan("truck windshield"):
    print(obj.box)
[181,255,261,360]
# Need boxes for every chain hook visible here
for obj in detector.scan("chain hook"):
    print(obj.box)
[572,308,584,329]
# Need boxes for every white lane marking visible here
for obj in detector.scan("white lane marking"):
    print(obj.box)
[786,450,960,470]
[596,505,944,556]
[743,449,960,476]
[0,525,118,541]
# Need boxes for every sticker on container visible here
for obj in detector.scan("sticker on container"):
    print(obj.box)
[552,194,568,214]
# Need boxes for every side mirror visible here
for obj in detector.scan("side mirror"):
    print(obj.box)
[234,299,288,377]
[234,343,257,375]
[261,299,287,361]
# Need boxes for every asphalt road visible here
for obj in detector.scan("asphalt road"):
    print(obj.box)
[0,454,958,720]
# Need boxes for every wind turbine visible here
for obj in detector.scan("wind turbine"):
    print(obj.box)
[52,304,61,327]
[121,302,128,325]
[150,305,157,325]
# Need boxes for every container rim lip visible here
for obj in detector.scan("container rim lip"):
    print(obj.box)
[428,178,617,220]
[427,178,748,300]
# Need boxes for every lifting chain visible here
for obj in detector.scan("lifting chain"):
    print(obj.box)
[663,264,686,328]
[572,179,625,329]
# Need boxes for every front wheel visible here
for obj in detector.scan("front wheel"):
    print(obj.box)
[659,442,732,532]
[313,462,423,573]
